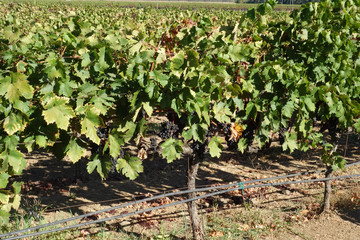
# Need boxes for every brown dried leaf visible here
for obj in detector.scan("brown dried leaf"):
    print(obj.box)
[209,229,224,237]
[229,123,243,142]
[238,224,250,231]
[137,148,148,160]
[351,193,359,202]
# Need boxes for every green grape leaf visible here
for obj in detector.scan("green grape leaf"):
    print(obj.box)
[282,132,298,153]
[118,121,137,143]
[160,138,184,163]
[75,69,90,82]
[86,157,105,179]
[156,48,166,64]
[81,53,91,67]
[11,194,21,210]
[35,135,47,148]
[129,41,142,55]
[16,61,26,73]
[0,173,10,188]
[213,102,232,123]
[170,51,185,70]
[208,136,224,158]
[81,107,101,144]
[0,192,10,204]
[228,45,249,62]
[186,50,199,67]
[0,210,10,226]
[7,150,26,175]
[238,138,248,154]
[116,154,143,180]
[94,47,110,72]
[304,97,315,112]
[282,101,294,119]
[142,102,153,117]
[354,120,360,133]
[233,97,244,110]
[12,181,23,194]
[42,96,75,130]
[91,93,114,115]
[66,139,86,163]
[150,70,169,87]
[108,133,123,159]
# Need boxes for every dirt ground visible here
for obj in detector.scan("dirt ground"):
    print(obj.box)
[11,132,360,239]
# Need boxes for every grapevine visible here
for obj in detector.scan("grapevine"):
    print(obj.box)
[0,1,359,234]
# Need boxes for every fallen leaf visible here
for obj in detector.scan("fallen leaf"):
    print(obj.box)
[209,229,224,237]
[238,224,250,231]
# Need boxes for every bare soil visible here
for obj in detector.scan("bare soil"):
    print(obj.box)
[12,133,360,239]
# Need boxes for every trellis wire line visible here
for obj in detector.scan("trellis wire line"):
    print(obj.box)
[27,159,360,213]
[2,160,360,239]
[42,158,360,212]
[0,165,332,239]
[3,173,360,240]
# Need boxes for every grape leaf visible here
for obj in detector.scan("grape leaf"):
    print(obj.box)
[35,135,47,148]
[116,154,143,180]
[81,107,101,144]
[3,113,26,135]
[87,157,105,180]
[304,97,315,112]
[108,133,123,158]
[282,132,297,153]
[0,73,33,103]
[0,210,10,226]
[208,136,224,158]
[42,96,75,130]
[7,150,26,175]
[0,173,10,189]
[161,138,184,163]
[237,138,248,154]
[66,139,86,163]
[150,70,169,87]
[12,181,23,195]
[142,102,153,117]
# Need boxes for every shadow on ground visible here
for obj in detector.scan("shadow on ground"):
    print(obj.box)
[13,133,359,218]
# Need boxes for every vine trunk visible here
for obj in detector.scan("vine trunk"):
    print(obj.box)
[187,155,205,240]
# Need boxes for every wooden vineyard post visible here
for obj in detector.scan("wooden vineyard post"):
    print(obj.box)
[323,165,333,212]
[187,155,205,240]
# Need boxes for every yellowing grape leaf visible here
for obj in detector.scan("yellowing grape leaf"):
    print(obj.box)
[3,113,26,135]
[0,73,33,103]
[42,96,75,130]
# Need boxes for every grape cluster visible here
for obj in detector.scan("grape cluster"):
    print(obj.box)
[242,121,256,146]
[226,138,238,150]
[279,127,287,145]
[90,142,101,155]
[321,117,339,143]
[158,121,179,140]
[96,127,109,140]
[166,112,185,136]
[150,137,157,153]
[191,141,206,159]
[221,123,236,149]
[109,148,125,174]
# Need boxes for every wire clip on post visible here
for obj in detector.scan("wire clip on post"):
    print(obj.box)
[238,182,244,195]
